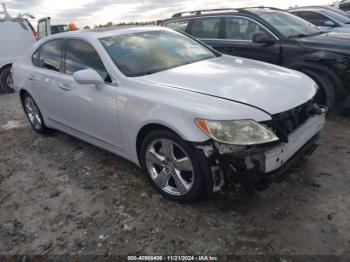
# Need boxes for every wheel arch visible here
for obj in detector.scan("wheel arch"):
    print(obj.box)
[19,89,29,99]
[136,123,186,163]
[0,63,12,73]
[286,61,344,94]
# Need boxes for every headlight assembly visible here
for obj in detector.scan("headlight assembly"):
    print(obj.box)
[196,119,279,145]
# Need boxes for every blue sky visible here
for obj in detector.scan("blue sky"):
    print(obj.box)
[4,0,332,27]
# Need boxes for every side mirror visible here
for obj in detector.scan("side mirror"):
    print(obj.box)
[324,20,336,27]
[73,69,104,88]
[252,32,275,45]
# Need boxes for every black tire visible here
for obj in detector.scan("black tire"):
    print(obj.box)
[140,129,205,202]
[302,69,335,109]
[21,92,50,134]
[0,66,14,93]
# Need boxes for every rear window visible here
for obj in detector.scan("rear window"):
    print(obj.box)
[33,39,64,72]
[32,48,40,66]
[190,17,221,39]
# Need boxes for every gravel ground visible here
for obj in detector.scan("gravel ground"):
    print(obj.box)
[0,93,350,256]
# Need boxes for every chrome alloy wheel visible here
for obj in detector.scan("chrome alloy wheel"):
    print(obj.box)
[145,139,194,196]
[6,73,14,90]
[24,96,42,130]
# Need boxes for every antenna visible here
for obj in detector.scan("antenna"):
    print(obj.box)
[1,3,11,19]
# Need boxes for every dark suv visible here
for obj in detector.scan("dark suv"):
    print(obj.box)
[163,7,350,112]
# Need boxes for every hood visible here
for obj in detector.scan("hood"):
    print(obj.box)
[297,32,350,55]
[136,56,317,115]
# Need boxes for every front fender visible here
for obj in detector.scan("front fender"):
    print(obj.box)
[117,80,272,166]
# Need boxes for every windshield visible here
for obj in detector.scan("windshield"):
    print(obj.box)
[100,30,218,77]
[259,11,321,38]
[325,10,350,23]
[325,6,350,18]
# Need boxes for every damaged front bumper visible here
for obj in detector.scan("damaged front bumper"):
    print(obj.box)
[195,113,326,194]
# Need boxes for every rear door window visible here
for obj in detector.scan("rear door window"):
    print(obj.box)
[189,17,222,39]
[32,48,40,66]
[64,39,111,83]
[224,16,269,41]
[166,20,190,32]
[37,39,64,72]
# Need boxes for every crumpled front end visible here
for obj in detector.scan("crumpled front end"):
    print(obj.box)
[194,101,327,193]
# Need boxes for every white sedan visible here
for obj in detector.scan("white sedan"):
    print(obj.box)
[12,26,326,202]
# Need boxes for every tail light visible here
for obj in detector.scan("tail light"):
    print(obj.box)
[33,30,39,41]
[26,20,39,41]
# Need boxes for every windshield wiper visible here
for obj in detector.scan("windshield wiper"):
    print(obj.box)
[288,33,308,39]
[288,31,322,39]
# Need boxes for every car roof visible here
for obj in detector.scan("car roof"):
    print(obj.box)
[289,7,328,12]
[167,7,283,20]
[44,26,169,41]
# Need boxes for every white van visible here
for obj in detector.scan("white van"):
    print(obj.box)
[0,4,37,93]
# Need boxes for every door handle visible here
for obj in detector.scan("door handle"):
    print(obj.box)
[28,75,36,81]
[58,84,74,91]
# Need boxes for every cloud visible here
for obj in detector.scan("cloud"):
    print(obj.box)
[3,0,332,27]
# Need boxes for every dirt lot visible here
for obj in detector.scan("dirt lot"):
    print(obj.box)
[0,93,350,256]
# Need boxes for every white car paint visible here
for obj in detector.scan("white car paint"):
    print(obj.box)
[12,27,324,172]
[0,18,36,71]
[0,6,36,91]
[137,55,317,115]
[257,114,325,172]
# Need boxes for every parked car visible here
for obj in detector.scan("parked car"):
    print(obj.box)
[163,7,350,112]
[339,0,350,12]
[288,6,350,33]
[290,5,350,18]
[0,4,37,93]
[12,27,326,202]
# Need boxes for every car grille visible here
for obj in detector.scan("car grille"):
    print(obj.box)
[267,101,317,142]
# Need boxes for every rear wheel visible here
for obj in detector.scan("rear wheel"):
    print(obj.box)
[0,67,14,93]
[302,69,335,109]
[22,93,49,134]
[140,130,205,202]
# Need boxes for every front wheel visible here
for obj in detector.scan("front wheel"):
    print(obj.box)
[140,130,205,202]
[22,93,50,134]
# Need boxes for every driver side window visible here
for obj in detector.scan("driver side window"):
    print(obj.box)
[224,17,269,41]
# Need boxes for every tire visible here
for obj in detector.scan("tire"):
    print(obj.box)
[21,93,50,134]
[302,69,336,109]
[0,67,14,93]
[140,129,205,202]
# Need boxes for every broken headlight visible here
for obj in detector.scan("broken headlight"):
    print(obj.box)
[196,119,279,145]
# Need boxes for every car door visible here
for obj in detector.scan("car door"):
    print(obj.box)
[28,39,68,124]
[218,16,281,65]
[37,17,51,39]
[58,38,123,150]
[186,16,230,52]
